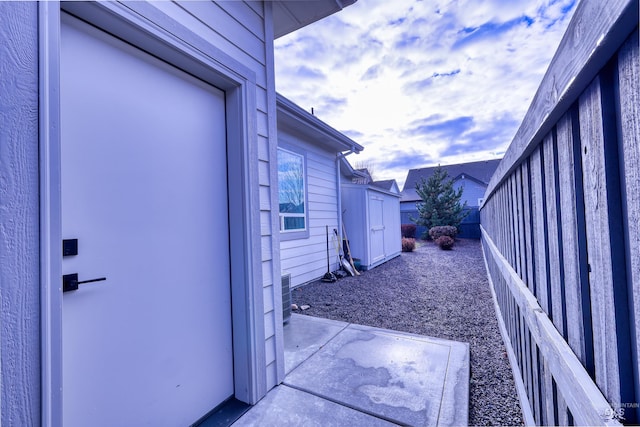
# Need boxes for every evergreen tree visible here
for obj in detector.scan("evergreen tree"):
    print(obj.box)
[412,166,468,232]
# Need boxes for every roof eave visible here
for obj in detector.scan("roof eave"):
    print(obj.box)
[276,93,364,154]
[273,0,358,39]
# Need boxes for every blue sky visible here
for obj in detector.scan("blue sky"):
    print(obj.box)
[274,0,578,189]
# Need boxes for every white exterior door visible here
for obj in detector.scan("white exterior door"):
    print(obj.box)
[369,195,385,264]
[60,13,233,426]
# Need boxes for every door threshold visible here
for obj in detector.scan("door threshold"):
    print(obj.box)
[192,398,251,427]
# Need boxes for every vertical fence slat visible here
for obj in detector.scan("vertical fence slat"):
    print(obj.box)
[520,305,531,404]
[523,322,534,421]
[557,109,591,369]
[558,392,569,426]
[579,76,621,406]
[541,360,555,426]
[533,340,543,424]
[515,167,525,281]
[500,185,507,261]
[505,183,511,265]
[511,174,521,279]
[529,333,541,424]
[521,160,535,293]
[530,147,549,314]
[548,118,572,427]
[543,132,565,337]
[509,176,517,269]
[617,29,640,419]
[521,158,541,424]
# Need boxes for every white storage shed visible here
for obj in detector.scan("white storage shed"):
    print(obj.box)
[341,165,402,270]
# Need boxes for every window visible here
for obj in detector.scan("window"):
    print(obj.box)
[277,148,306,232]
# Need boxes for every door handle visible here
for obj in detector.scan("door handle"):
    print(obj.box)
[63,273,107,292]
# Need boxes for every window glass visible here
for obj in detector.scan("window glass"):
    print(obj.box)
[278,148,306,231]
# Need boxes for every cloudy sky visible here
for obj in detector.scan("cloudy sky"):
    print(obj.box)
[274,0,578,189]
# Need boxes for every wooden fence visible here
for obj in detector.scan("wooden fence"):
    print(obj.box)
[480,0,639,425]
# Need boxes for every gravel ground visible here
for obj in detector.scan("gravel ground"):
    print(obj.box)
[291,238,524,427]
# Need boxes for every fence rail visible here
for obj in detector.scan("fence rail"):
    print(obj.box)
[480,0,639,425]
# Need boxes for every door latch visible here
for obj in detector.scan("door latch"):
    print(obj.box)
[63,239,78,256]
[63,273,107,292]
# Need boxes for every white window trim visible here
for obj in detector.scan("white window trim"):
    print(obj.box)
[277,146,310,240]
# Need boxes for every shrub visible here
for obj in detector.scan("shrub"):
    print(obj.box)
[401,224,416,238]
[436,235,454,250]
[428,225,458,241]
[401,237,416,252]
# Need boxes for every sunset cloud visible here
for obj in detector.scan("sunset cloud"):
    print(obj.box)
[274,0,577,188]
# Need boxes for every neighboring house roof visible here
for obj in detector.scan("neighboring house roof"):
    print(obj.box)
[277,93,364,154]
[372,180,400,194]
[339,158,400,198]
[350,168,400,193]
[273,0,358,38]
[400,159,501,202]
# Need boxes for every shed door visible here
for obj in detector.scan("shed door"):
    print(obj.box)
[60,14,233,426]
[369,195,385,264]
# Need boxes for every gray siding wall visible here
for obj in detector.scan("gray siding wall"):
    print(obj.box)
[480,0,638,424]
[278,133,340,288]
[455,179,487,207]
[0,2,40,425]
[1,1,284,423]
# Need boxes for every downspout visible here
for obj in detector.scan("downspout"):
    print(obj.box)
[336,150,354,248]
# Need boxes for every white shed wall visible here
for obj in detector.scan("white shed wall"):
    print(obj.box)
[279,133,340,288]
[342,185,401,270]
[341,185,368,264]
[383,195,402,258]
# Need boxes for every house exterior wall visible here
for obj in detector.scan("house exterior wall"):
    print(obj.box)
[0,1,284,423]
[278,133,340,288]
[0,3,41,424]
[454,178,488,207]
[150,0,283,395]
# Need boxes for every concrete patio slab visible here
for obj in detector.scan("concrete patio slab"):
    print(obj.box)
[283,314,348,375]
[233,314,469,426]
[231,385,397,427]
